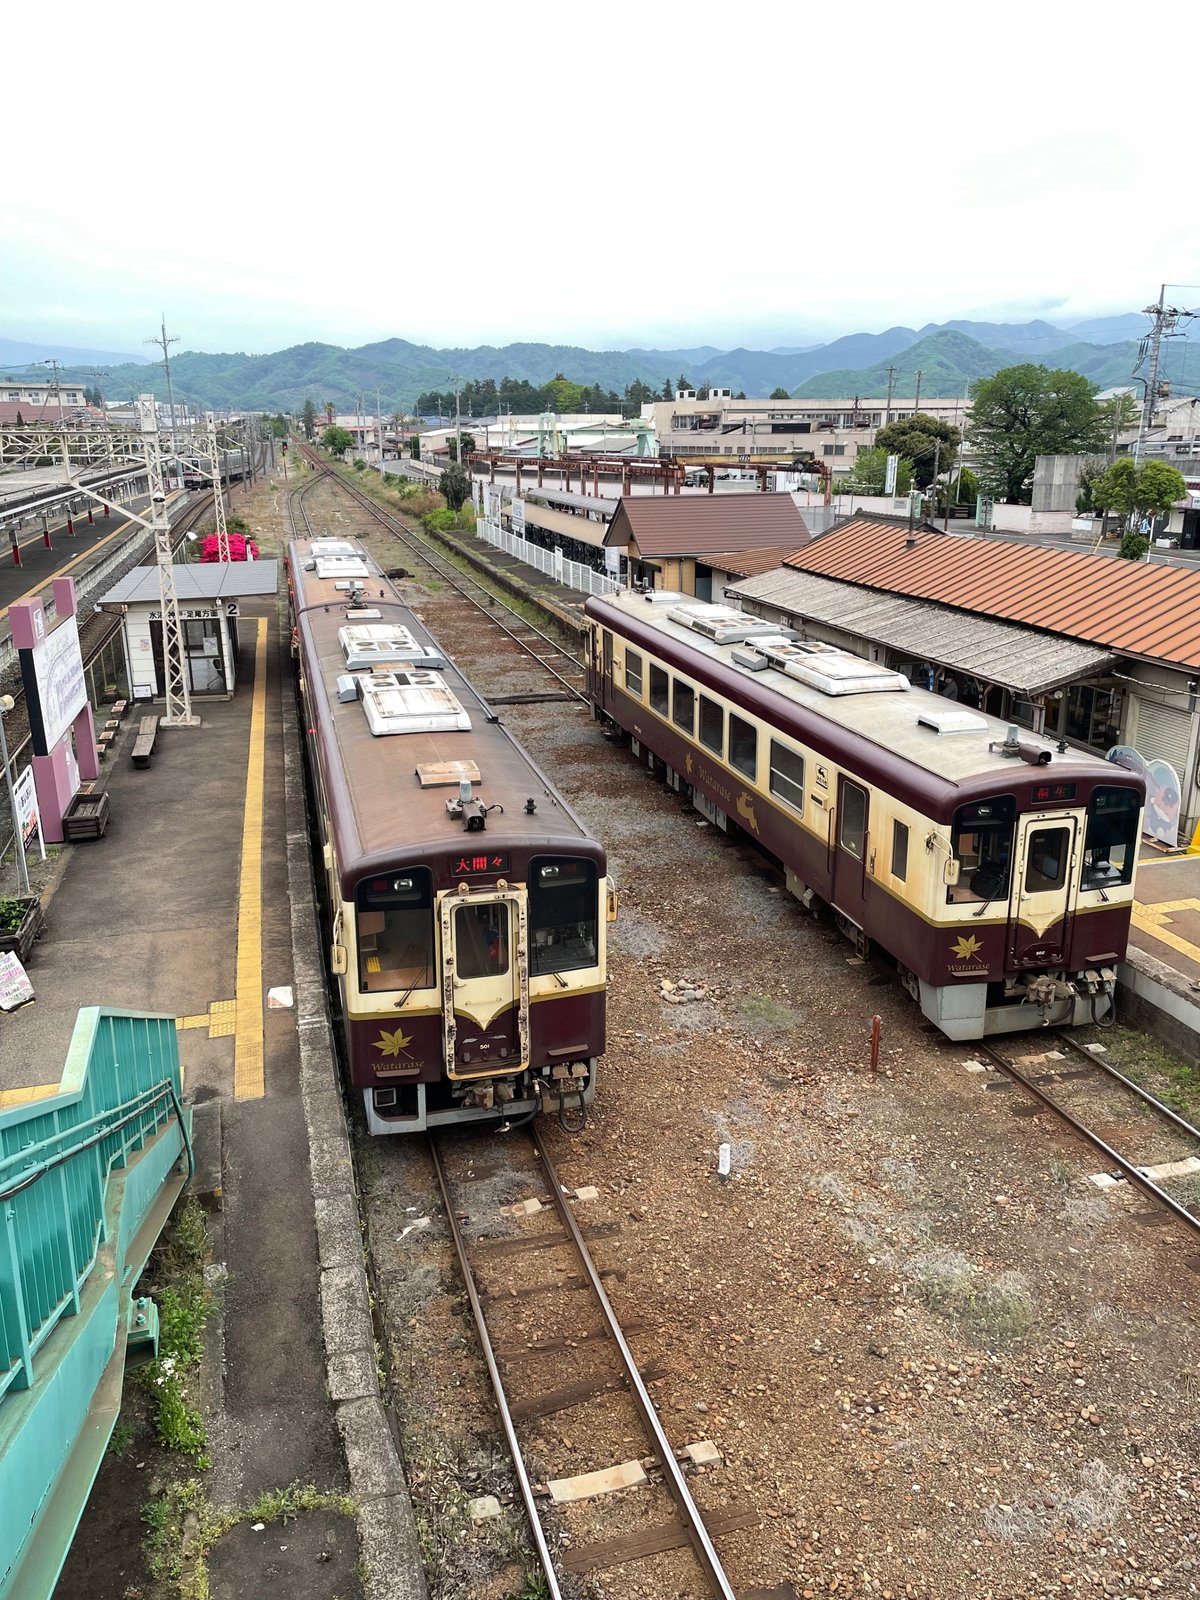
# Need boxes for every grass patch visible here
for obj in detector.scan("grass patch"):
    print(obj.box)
[1082,1025,1200,1122]
[736,993,804,1033]
[141,1199,211,1463]
[107,1419,136,1458]
[143,1479,357,1600]
[910,1249,1035,1345]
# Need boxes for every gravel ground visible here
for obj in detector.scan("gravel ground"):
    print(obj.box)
[316,478,1200,1600]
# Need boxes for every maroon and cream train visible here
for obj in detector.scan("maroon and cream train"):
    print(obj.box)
[585,592,1144,1039]
[289,536,612,1133]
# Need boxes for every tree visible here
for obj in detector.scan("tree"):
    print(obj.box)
[969,365,1105,503]
[874,414,961,489]
[447,432,476,463]
[852,447,913,496]
[270,413,289,438]
[1092,458,1185,535]
[676,373,693,394]
[302,399,316,440]
[324,399,336,425]
[661,379,673,402]
[734,391,746,400]
[1118,531,1150,561]
[321,425,354,455]
[1134,459,1187,520]
[409,435,421,460]
[439,462,471,511]
[770,387,791,400]
[625,378,655,410]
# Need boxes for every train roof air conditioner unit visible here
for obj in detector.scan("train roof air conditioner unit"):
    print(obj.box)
[783,654,911,696]
[359,670,472,736]
[340,622,444,671]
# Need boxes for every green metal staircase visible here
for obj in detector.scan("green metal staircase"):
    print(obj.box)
[0,1008,193,1600]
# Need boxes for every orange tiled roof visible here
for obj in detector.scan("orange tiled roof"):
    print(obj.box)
[604,492,810,557]
[782,517,1200,671]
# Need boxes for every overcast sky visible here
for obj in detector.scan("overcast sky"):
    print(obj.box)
[4,0,1197,359]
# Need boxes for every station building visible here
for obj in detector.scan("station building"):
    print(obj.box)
[726,516,1200,841]
[601,493,812,596]
[96,561,278,701]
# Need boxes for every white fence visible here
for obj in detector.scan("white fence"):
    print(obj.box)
[477,518,621,598]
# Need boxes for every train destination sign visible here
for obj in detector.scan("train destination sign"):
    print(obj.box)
[1031,781,1077,804]
[453,852,510,876]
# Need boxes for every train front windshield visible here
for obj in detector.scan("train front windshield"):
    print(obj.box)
[356,869,436,992]
[529,857,599,975]
[1082,786,1140,888]
[948,797,1016,904]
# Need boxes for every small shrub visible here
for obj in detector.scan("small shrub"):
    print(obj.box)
[423,507,456,533]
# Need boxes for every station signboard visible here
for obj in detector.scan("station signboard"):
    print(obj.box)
[26,614,87,754]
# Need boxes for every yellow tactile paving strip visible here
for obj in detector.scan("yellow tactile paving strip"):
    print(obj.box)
[234,617,268,1098]
[176,998,238,1038]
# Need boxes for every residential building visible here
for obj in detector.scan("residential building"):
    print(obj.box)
[647,391,969,474]
[0,379,87,411]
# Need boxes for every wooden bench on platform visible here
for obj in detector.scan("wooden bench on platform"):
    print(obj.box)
[131,716,159,769]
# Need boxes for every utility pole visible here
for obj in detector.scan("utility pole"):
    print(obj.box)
[89,367,109,415]
[884,365,896,427]
[376,385,383,464]
[1133,286,1195,463]
[207,411,231,562]
[43,358,66,426]
[455,382,462,468]
[139,393,197,726]
[913,369,924,414]
[146,315,180,483]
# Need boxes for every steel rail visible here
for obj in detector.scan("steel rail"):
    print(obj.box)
[1050,1030,1200,1144]
[531,1123,738,1600]
[427,1132,565,1600]
[299,451,588,703]
[978,1041,1200,1238]
[337,475,588,702]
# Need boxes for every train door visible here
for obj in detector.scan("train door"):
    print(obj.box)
[601,629,613,709]
[832,776,870,929]
[440,891,530,1078]
[1006,814,1078,967]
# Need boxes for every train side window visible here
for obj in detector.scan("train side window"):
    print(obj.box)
[729,714,757,779]
[529,857,599,975]
[769,739,804,814]
[649,664,669,716]
[1083,786,1139,888]
[1025,827,1070,892]
[699,695,724,755]
[948,797,1016,903]
[455,902,510,979]
[839,781,867,859]
[625,649,644,697]
[892,819,909,881]
[673,679,695,734]
[355,869,436,992]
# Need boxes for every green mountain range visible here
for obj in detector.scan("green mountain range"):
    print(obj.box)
[24,318,1189,413]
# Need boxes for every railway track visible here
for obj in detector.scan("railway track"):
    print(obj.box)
[977,1030,1200,1240]
[430,1123,747,1599]
[292,448,589,705]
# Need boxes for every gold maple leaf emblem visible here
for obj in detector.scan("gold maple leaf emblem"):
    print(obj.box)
[952,934,983,960]
[373,1025,413,1059]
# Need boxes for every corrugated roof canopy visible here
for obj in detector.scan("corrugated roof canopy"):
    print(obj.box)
[782,518,1200,671]
[604,492,810,556]
[728,567,1117,694]
[100,561,279,604]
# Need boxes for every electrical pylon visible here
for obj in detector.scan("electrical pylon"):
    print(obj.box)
[139,393,198,726]
[207,410,231,561]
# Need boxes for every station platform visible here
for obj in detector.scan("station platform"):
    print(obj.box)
[0,590,366,1598]
[0,489,159,619]
[1124,845,1200,1060]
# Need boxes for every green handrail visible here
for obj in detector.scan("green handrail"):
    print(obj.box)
[0,1008,192,1600]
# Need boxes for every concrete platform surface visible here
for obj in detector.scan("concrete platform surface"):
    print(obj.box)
[1129,848,1200,991]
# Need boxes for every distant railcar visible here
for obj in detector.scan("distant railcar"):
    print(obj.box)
[289,536,611,1133]
[586,591,1144,1039]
